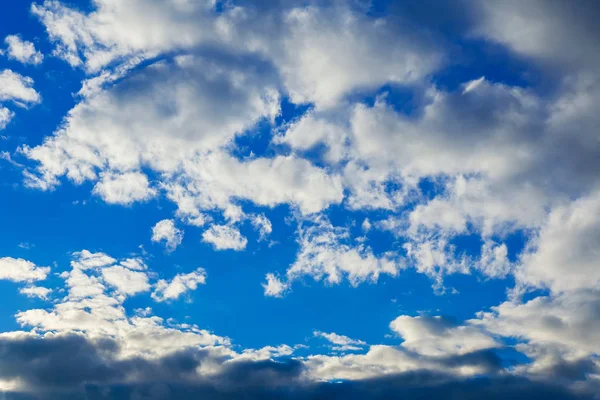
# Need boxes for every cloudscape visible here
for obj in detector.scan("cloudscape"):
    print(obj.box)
[0,1,599,399]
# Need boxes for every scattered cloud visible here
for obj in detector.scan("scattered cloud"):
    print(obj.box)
[0,257,49,282]
[152,268,207,302]
[202,224,247,251]
[19,286,52,300]
[151,219,183,252]
[3,35,43,65]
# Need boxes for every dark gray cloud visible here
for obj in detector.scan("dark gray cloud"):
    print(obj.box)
[0,334,595,400]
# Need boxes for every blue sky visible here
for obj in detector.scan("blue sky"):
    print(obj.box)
[0,1,599,399]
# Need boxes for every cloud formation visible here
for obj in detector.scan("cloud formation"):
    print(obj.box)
[0,0,599,398]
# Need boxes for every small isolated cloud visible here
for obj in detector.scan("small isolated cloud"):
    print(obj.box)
[202,224,247,251]
[4,35,44,65]
[0,69,41,105]
[0,257,49,282]
[151,219,183,252]
[152,268,207,302]
[314,331,366,351]
[252,214,273,241]
[262,273,289,298]
[92,172,156,205]
[0,107,14,130]
[19,286,52,300]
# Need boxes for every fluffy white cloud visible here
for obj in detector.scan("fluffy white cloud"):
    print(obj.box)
[272,5,441,108]
[119,257,147,271]
[151,219,183,252]
[101,265,151,296]
[0,107,14,130]
[390,315,498,357]
[202,224,247,251]
[517,189,600,293]
[167,153,343,217]
[262,273,288,298]
[23,54,280,187]
[0,70,41,105]
[19,286,52,300]
[15,251,225,360]
[31,0,219,72]
[474,290,600,363]
[0,69,40,129]
[70,250,115,270]
[92,171,156,205]
[3,35,43,65]
[313,331,366,351]
[152,268,207,302]
[0,257,49,282]
[267,216,401,295]
[251,214,272,241]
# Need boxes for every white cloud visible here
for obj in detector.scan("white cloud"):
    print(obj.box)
[119,257,147,271]
[101,265,151,296]
[313,331,366,348]
[152,268,207,302]
[251,214,272,241]
[202,224,247,251]
[151,219,183,252]
[516,189,600,293]
[92,171,156,205]
[31,0,219,72]
[0,257,49,282]
[4,35,44,65]
[70,250,115,270]
[361,218,371,233]
[0,107,14,130]
[271,216,401,294]
[14,250,225,360]
[474,289,600,362]
[19,286,52,300]
[262,273,289,298]
[0,70,41,105]
[237,344,295,362]
[271,5,441,108]
[390,315,498,357]
[167,153,343,216]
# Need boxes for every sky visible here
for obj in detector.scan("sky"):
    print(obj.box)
[0,0,599,399]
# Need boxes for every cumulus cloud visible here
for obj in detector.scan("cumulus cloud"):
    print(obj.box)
[152,268,207,302]
[202,225,247,251]
[70,249,115,270]
[92,171,156,205]
[472,0,600,70]
[151,219,183,252]
[0,69,41,105]
[390,316,498,357]
[0,257,49,282]
[262,273,289,298]
[0,107,14,130]
[0,69,40,129]
[6,0,600,397]
[3,35,44,65]
[252,214,272,241]
[516,189,600,293]
[19,286,52,300]
[313,331,366,351]
[101,265,151,296]
[266,216,401,295]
